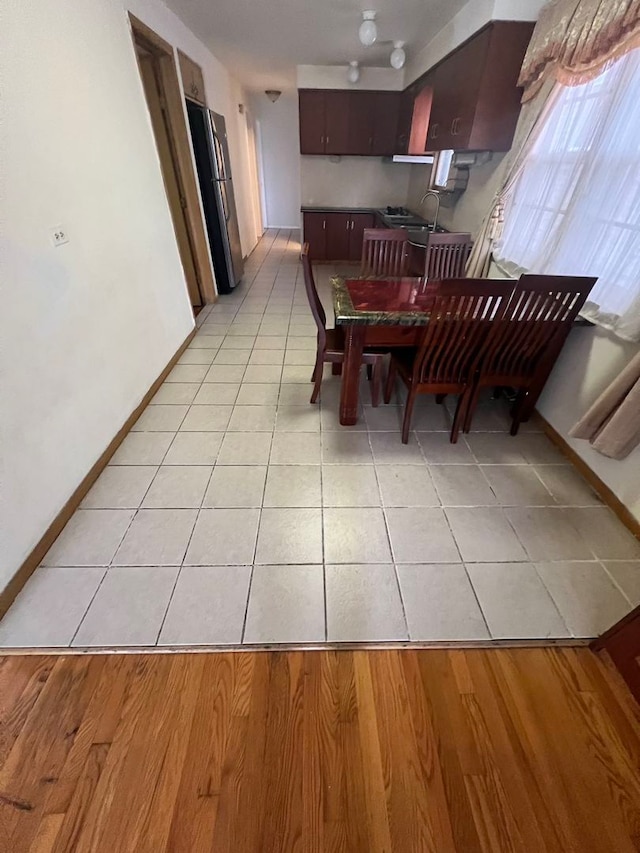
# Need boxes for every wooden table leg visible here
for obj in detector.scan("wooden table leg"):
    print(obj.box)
[340,325,365,426]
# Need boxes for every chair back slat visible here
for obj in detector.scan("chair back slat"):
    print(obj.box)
[300,243,327,349]
[424,232,473,281]
[477,274,597,383]
[413,279,514,386]
[361,229,409,277]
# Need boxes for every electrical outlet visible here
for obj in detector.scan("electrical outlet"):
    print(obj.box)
[50,226,69,247]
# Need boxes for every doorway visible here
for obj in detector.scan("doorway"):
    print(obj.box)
[129,15,216,310]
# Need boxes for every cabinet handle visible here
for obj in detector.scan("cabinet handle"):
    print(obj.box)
[326,135,329,146]
[451,118,460,135]
[323,219,326,230]
[320,135,324,145]
[430,123,439,139]
[351,220,355,230]
[346,220,350,230]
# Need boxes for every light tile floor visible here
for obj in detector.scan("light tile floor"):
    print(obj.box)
[2,228,640,648]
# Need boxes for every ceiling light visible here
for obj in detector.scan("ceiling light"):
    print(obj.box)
[265,89,282,103]
[347,61,360,84]
[390,41,406,70]
[359,11,377,47]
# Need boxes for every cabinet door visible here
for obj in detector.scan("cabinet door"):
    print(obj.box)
[426,65,452,151]
[325,91,350,154]
[371,92,401,156]
[190,63,206,105]
[469,22,535,151]
[347,92,376,155]
[408,84,434,154]
[299,91,326,154]
[348,213,375,262]
[325,212,351,260]
[178,50,206,105]
[303,212,327,260]
[446,28,490,149]
[395,87,416,154]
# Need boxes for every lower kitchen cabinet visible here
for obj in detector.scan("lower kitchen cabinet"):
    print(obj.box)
[325,213,351,261]
[302,211,375,261]
[349,213,375,261]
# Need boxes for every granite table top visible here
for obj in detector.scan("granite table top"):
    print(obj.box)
[331,276,438,326]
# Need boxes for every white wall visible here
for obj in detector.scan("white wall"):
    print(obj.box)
[297,65,404,91]
[301,157,412,209]
[537,330,640,522]
[248,90,301,228]
[1,0,263,595]
[405,0,545,85]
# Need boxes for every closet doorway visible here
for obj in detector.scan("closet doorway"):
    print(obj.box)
[129,14,216,310]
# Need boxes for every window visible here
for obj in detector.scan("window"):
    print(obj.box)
[495,49,640,341]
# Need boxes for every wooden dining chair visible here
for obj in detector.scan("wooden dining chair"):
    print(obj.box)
[424,232,473,280]
[360,229,410,277]
[301,243,385,406]
[384,279,514,443]
[463,274,597,435]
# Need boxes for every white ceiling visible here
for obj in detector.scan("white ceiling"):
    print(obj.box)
[164,0,470,90]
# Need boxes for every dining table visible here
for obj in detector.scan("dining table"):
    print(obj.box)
[331,275,438,426]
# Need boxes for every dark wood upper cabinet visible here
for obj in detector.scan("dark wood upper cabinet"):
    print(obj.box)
[346,92,376,155]
[299,21,532,157]
[425,21,534,152]
[325,91,350,155]
[299,89,400,156]
[407,84,434,154]
[371,92,401,155]
[395,86,417,154]
[299,90,326,154]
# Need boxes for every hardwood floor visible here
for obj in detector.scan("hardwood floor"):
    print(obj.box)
[0,649,639,852]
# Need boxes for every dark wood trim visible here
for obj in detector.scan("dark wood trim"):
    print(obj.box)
[593,627,640,704]
[0,329,196,620]
[534,411,640,541]
[593,606,640,649]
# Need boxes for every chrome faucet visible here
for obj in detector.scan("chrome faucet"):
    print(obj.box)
[419,189,441,232]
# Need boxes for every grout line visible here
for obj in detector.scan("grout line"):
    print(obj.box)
[372,451,411,641]
[532,562,575,638]
[68,567,109,648]
[460,562,493,640]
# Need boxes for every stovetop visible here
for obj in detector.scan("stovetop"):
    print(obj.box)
[384,206,411,216]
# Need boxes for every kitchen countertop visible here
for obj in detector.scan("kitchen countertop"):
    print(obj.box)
[301,205,445,236]
[301,206,379,214]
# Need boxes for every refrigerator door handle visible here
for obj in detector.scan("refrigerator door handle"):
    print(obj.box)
[217,179,231,222]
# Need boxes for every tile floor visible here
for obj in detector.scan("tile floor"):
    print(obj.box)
[2,228,639,648]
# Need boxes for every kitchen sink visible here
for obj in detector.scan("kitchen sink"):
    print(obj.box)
[388,218,430,227]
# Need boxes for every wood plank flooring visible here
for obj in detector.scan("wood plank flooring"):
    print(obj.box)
[0,649,639,852]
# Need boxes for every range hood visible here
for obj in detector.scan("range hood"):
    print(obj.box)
[391,154,435,164]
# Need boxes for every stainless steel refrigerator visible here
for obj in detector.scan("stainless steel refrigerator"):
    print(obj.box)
[186,103,244,293]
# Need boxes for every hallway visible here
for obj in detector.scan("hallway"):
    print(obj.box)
[1,229,639,649]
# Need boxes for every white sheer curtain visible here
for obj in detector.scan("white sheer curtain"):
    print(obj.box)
[495,48,640,341]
